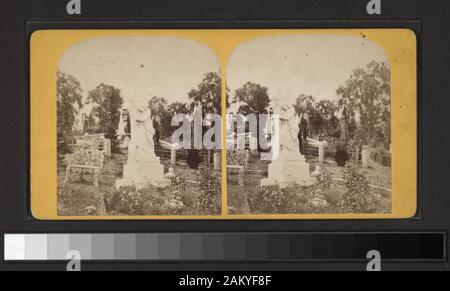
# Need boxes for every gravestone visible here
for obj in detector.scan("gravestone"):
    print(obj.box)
[170,148,177,165]
[64,144,104,187]
[103,139,111,157]
[76,133,111,157]
[362,145,371,168]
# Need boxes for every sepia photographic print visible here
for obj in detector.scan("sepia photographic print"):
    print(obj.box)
[57,36,223,217]
[226,35,392,215]
[30,29,416,219]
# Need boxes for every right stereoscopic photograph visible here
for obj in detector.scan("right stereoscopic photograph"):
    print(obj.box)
[226,34,397,216]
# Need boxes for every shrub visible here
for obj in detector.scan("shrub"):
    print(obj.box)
[227,150,249,167]
[248,185,297,214]
[195,162,221,215]
[340,162,378,213]
[104,185,146,215]
[315,168,333,191]
[104,172,194,216]
[187,149,202,169]
[314,167,341,206]
[335,146,350,167]
[162,173,187,215]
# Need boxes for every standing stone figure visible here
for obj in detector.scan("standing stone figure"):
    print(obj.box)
[116,105,170,189]
[278,105,301,153]
[261,104,315,187]
[117,110,127,137]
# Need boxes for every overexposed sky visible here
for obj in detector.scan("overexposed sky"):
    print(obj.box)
[59,36,220,107]
[227,34,389,105]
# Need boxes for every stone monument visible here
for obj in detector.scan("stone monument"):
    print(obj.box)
[261,104,315,187]
[116,105,170,189]
[117,110,127,137]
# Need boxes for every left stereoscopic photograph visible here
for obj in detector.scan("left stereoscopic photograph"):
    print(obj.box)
[55,36,222,217]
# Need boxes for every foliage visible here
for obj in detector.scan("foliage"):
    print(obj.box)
[227,150,249,167]
[195,161,221,215]
[286,61,390,145]
[168,102,190,115]
[104,185,146,215]
[316,100,337,120]
[187,149,203,169]
[248,183,337,215]
[315,167,333,192]
[148,97,191,140]
[335,144,350,167]
[58,182,105,216]
[87,83,124,145]
[313,168,342,207]
[233,82,271,114]
[293,94,316,117]
[245,164,387,215]
[104,174,188,216]
[293,95,342,136]
[340,162,378,213]
[148,96,168,119]
[57,71,83,154]
[248,185,297,214]
[148,96,171,139]
[337,61,391,148]
[315,100,340,137]
[232,82,271,153]
[189,72,228,115]
[308,109,325,135]
[162,173,188,215]
[149,73,223,140]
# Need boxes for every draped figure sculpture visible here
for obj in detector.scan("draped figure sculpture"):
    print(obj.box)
[116,105,170,189]
[261,103,315,187]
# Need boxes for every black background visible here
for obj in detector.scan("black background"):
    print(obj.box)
[0,0,449,271]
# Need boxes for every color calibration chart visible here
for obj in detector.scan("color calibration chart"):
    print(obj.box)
[4,233,446,261]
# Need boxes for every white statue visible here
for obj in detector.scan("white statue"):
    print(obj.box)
[116,104,170,189]
[261,102,315,187]
[117,110,127,137]
[127,106,157,162]
[278,104,301,154]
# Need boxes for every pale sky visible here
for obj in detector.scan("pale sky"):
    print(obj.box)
[227,34,389,105]
[59,36,220,107]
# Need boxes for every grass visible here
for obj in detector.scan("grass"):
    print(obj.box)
[57,153,218,217]
[58,151,391,216]
[57,175,113,216]
[228,157,392,215]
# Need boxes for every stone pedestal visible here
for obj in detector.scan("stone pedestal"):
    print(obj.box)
[116,156,170,189]
[261,150,315,187]
[170,148,177,165]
